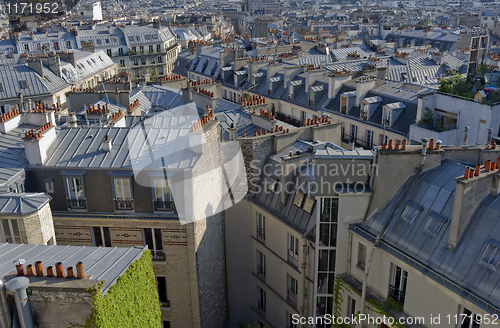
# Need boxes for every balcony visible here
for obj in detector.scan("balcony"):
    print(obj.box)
[287,250,298,267]
[409,123,457,145]
[114,199,134,210]
[154,200,176,212]
[287,289,297,307]
[152,250,166,261]
[67,199,86,209]
[389,285,406,306]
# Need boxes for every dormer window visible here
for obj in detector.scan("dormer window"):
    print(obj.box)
[268,176,278,192]
[481,240,500,268]
[293,191,305,208]
[383,109,391,127]
[424,211,447,235]
[360,104,368,120]
[309,91,314,107]
[401,202,422,222]
[288,85,294,100]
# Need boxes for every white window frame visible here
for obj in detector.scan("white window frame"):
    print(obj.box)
[91,226,112,247]
[0,219,21,244]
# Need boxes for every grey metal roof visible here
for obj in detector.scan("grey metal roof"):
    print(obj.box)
[0,242,147,295]
[352,160,500,314]
[0,63,69,101]
[0,124,37,188]
[0,193,51,215]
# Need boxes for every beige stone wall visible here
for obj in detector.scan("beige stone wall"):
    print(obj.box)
[53,217,200,328]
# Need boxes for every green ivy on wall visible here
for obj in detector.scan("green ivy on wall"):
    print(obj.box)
[77,251,161,328]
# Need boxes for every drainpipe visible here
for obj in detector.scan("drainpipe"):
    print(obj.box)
[5,278,33,328]
[0,278,11,328]
[299,222,316,327]
[359,138,428,322]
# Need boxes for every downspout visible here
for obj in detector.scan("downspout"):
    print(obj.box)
[300,222,316,327]
[359,138,429,320]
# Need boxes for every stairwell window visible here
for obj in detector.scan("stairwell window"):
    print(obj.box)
[256,212,265,242]
[91,227,112,247]
[287,274,298,306]
[0,219,21,243]
[460,307,481,328]
[257,286,266,312]
[257,250,266,278]
[481,240,500,268]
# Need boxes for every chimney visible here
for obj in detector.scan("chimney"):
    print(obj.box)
[449,164,500,250]
[23,124,57,165]
[68,113,78,127]
[229,123,236,141]
[189,128,203,153]
[6,277,34,328]
[27,59,44,76]
[182,87,192,103]
[0,279,11,328]
[102,134,112,152]
[76,262,85,279]
[56,262,64,278]
[421,138,429,166]
[355,76,376,106]
[143,73,151,83]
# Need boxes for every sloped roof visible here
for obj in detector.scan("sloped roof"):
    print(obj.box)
[0,193,51,215]
[352,160,500,314]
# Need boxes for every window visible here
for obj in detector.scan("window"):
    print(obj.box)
[287,274,298,306]
[158,56,163,63]
[162,322,171,328]
[303,196,315,214]
[20,80,28,89]
[128,36,134,42]
[401,202,422,222]
[390,264,407,306]
[357,243,367,269]
[347,296,356,317]
[288,85,293,100]
[143,228,165,260]
[91,227,112,247]
[66,40,72,49]
[1,219,21,243]
[156,277,170,307]
[309,91,314,107]
[383,109,391,126]
[293,191,305,208]
[460,307,481,328]
[268,176,278,192]
[65,177,86,209]
[286,311,297,328]
[45,179,54,193]
[120,60,125,67]
[350,124,357,144]
[257,286,266,312]
[149,45,154,53]
[319,198,338,247]
[107,49,112,57]
[24,44,29,52]
[153,178,175,212]
[118,48,124,56]
[0,82,3,92]
[133,58,138,66]
[136,36,141,42]
[257,250,266,278]
[424,211,447,235]
[481,240,500,268]
[367,130,374,148]
[256,212,265,241]
[288,234,299,266]
[141,58,146,65]
[157,44,161,52]
[380,134,388,145]
[113,178,133,210]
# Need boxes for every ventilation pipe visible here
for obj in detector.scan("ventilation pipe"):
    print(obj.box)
[420,138,429,166]
[68,113,77,128]
[5,277,34,328]
[0,278,11,328]
[463,126,470,145]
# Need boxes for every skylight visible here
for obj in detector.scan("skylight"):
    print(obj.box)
[20,80,28,89]
[424,211,447,235]
[268,176,278,192]
[481,240,500,268]
[303,196,315,214]
[293,191,305,208]
[401,202,422,223]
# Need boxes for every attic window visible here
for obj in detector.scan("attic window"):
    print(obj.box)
[481,240,500,268]
[268,176,278,192]
[293,191,305,208]
[98,56,104,61]
[20,80,28,89]
[303,196,315,214]
[424,211,447,235]
[45,178,54,193]
[401,202,422,223]
[152,34,158,40]
[128,36,134,42]
[44,75,51,82]
[0,82,3,92]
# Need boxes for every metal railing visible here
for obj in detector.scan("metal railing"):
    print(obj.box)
[342,132,374,149]
[257,226,265,241]
[151,250,166,261]
[287,289,298,306]
[115,199,134,210]
[389,285,406,306]
[67,199,86,209]
[288,250,299,267]
[154,200,176,212]
[257,264,266,278]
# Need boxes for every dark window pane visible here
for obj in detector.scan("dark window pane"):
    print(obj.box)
[156,277,168,302]
[331,199,338,222]
[144,228,153,250]
[93,227,103,247]
[330,223,337,246]
[320,198,331,222]
[319,224,330,247]
[317,273,327,294]
[316,297,326,316]
[154,228,163,251]
[318,250,329,271]
[327,273,335,294]
[103,227,112,247]
[329,250,336,272]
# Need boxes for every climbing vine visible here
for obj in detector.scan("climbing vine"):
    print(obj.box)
[72,251,161,328]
